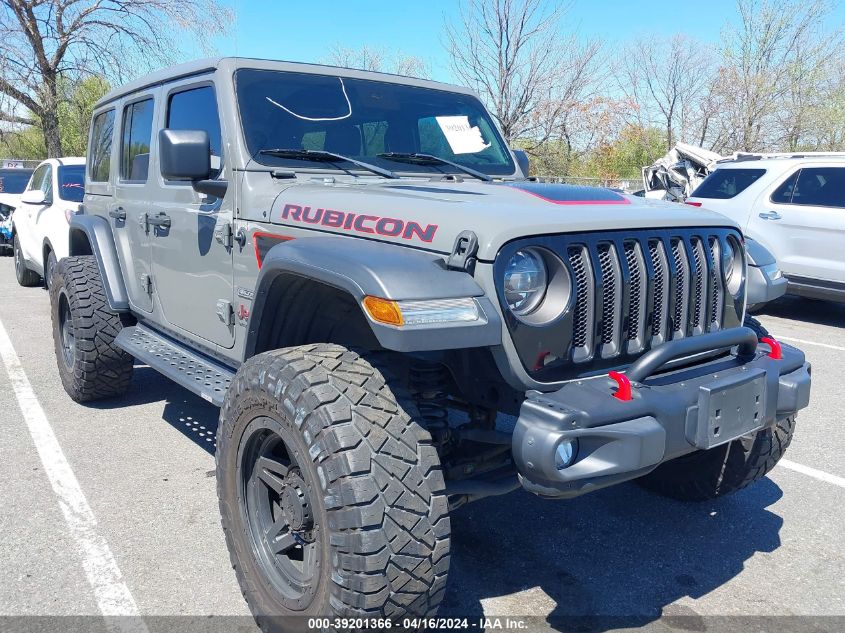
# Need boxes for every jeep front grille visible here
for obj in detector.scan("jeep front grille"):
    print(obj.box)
[565,230,734,365]
[495,227,744,380]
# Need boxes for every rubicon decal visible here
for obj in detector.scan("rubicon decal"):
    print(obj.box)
[279,204,438,243]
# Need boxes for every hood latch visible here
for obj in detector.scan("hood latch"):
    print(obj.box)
[447,230,479,273]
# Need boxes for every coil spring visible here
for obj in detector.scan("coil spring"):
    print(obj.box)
[409,362,451,448]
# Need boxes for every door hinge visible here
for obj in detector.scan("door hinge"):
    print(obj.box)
[215,222,233,248]
[216,299,234,325]
[140,273,153,294]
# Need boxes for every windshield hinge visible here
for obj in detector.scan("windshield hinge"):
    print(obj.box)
[447,230,479,273]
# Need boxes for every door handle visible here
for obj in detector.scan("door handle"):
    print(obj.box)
[109,207,126,222]
[758,211,782,220]
[147,213,171,229]
[140,212,171,233]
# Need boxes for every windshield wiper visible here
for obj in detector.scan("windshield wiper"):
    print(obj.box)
[258,148,398,179]
[377,152,492,182]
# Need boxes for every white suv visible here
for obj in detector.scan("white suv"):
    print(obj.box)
[686,153,845,303]
[12,157,85,289]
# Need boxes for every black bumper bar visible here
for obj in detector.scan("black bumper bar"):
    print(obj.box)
[513,329,812,498]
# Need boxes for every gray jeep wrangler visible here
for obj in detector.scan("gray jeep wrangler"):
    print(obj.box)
[50,57,811,628]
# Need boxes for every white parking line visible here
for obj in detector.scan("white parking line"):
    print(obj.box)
[779,459,845,489]
[0,319,147,632]
[777,335,845,352]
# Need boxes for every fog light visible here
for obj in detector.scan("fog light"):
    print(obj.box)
[555,439,578,469]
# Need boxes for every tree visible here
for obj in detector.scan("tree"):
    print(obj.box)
[444,0,601,145]
[0,0,230,157]
[615,34,714,149]
[324,44,431,78]
[715,0,840,152]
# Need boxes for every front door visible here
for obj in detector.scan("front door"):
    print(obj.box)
[18,163,51,268]
[749,165,845,283]
[149,80,234,348]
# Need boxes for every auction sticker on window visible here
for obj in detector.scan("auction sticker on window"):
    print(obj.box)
[435,115,491,154]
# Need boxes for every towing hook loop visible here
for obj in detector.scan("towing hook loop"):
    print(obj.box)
[608,371,632,401]
[760,336,782,360]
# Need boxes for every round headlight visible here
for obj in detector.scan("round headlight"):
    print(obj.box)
[504,249,548,315]
[722,237,744,296]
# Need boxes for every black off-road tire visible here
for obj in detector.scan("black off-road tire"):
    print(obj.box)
[44,249,58,290]
[744,315,769,339]
[14,234,40,287]
[217,344,450,632]
[49,256,134,402]
[638,416,795,501]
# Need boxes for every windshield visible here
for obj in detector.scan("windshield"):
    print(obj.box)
[0,169,34,194]
[235,69,515,176]
[58,165,85,202]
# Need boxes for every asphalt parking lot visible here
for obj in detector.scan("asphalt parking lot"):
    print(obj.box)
[0,260,843,633]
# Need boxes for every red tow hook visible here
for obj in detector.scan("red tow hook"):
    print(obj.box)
[760,336,782,360]
[608,371,632,401]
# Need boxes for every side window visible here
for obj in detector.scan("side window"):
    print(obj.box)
[120,98,154,182]
[770,170,800,204]
[40,165,53,201]
[89,110,115,182]
[166,86,222,178]
[27,165,49,192]
[791,167,845,208]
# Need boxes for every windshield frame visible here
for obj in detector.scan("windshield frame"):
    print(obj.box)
[232,68,516,178]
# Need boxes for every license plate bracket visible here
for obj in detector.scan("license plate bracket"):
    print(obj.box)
[688,369,768,450]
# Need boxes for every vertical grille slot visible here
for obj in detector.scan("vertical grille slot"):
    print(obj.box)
[708,237,724,330]
[624,241,647,353]
[597,243,622,356]
[671,239,689,338]
[568,246,594,362]
[648,240,670,344]
[598,246,615,344]
[690,238,707,334]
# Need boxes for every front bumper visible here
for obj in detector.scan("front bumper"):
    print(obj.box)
[513,327,811,498]
[747,262,788,308]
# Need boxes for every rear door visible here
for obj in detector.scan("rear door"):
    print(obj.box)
[113,95,157,312]
[749,165,845,283]
[149,78,234,348]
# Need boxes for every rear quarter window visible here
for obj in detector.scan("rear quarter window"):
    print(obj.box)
[691,168,766,199]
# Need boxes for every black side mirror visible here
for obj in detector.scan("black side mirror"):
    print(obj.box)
[512,149,530,177]
[159,128,228,198]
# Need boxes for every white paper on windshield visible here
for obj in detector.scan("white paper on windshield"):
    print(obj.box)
[435,116,490,154]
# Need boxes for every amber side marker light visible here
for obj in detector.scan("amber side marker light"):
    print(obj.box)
[362,296,404,326]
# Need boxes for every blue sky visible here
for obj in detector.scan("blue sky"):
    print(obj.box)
[203,0,845,83]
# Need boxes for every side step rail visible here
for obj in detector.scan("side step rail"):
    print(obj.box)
[115,324,235,407]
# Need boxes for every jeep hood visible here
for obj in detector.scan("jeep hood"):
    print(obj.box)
[268,180,739,261]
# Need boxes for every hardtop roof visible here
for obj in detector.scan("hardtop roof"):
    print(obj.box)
[94,57,474,109]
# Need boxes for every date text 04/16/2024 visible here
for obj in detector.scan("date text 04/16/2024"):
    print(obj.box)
[306,617,529,630]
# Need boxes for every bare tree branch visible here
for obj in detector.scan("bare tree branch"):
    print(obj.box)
[0,0,231,156]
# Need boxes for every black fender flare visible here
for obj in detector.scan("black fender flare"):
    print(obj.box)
[41,236,54,262]
[244,236,502,357]
[69,215,130,312]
